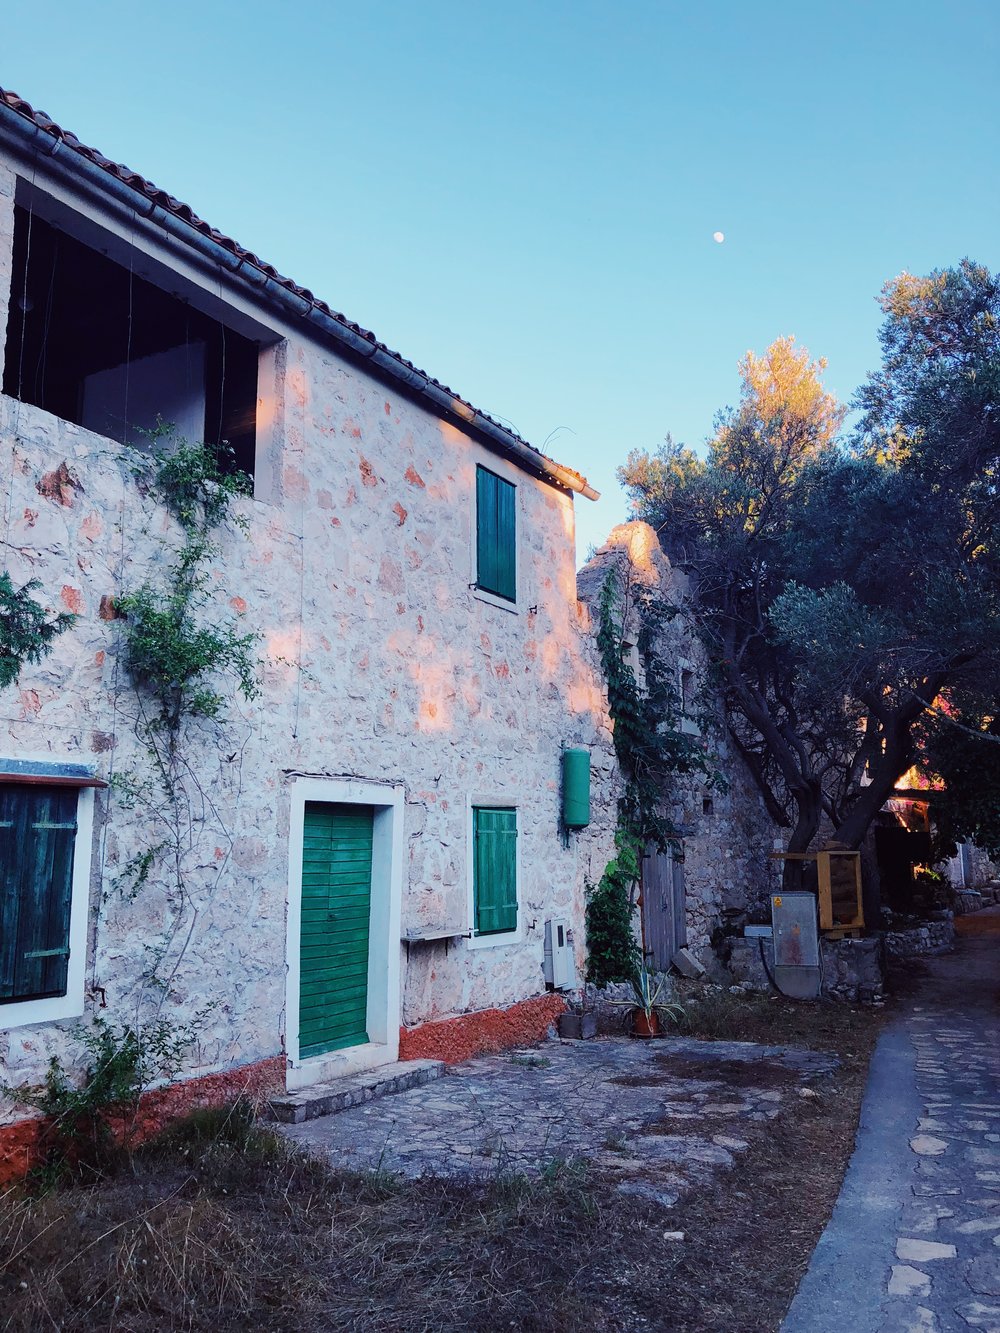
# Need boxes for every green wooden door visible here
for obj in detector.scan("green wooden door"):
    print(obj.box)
[299,803,374,1058]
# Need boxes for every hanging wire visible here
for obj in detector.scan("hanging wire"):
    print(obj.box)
[3,184,35,558]
[293,350,306,739]
[34,226,57,409]
[93,209,138,997]
[218,318,226,449]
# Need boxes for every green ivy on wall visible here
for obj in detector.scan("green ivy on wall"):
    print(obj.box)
[586,559,721,986]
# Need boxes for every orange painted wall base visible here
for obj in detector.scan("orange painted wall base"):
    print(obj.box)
[398,992,566,1064]
[0,1054,285,1186]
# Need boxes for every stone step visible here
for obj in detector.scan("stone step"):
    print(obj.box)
[266,1058,446,1125]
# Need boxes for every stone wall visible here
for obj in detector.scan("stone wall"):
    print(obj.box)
[884,918,955,959]
[577,524,781,963]
[0,153,619,1110]
[728,935,884,1004]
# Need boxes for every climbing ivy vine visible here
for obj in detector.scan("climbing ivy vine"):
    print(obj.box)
[0,571,75,689]
[118,439,258,735]
[112,433,261,999]
[586,559,720,986]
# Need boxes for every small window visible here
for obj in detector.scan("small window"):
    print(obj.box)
[702,795,714,818]
[679,666,699,734]
[476,465,516,602]
[680,668,695,711]
[473,806,518,936]
[3,207,259,478]
[1,784,81,1007]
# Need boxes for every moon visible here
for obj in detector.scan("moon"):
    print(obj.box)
[712,231,725,244]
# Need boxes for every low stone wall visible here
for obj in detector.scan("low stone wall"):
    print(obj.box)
[884,917,955,959]
[398,993,567,1064]
[0,1054,285,1186]
[727,936,884,1004]
[727,937,771,991]
[821,938,883,1004]
[565,974,676,1035]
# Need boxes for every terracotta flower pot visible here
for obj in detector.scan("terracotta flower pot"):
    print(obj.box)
[631,1008,660,1039]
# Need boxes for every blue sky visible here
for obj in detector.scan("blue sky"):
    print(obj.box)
[4,1,998,558]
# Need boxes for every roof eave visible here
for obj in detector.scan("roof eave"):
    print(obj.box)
[0,93,599,502]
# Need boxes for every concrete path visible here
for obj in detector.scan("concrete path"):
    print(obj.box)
[782,909,1000,1333]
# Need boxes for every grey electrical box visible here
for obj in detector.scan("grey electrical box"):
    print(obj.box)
[770,892,821,999]
[543,918,576,990]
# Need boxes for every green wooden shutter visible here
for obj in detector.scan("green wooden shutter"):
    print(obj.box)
[474,807,518,935]
[299,803,373,1059]
[476,466,516,602]
[0,786,77,1004]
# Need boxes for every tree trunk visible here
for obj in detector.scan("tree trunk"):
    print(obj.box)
[780,782,823,892]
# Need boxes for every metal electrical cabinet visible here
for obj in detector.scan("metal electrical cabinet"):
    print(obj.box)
[770,892,821,999]
[543,918,577,990]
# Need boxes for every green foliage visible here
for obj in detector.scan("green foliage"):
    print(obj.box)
[608,964,683,1022]
[144,430,252,535]
[119,582,259,729]
[120,435,260,732]
[585,828,642,986]
[5,1018,191,1185]
[109,433,259,1009]
[0,572,75,689]
[589,563,719,983]
[620,281,1000,864]
[597,565,717,850]
[919,702,1000,859]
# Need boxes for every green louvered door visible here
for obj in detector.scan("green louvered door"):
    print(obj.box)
[299,803,374,1058]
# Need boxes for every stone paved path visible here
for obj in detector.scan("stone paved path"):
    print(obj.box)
[782,908,1000,1333]
[279,1034,836,1209]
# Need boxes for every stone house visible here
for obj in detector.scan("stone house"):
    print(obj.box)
[578,524,997,1002]
[0,89,619,1172]
[577,522,780,967]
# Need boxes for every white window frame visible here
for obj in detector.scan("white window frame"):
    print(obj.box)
[470,455,521,615]
[466,797,522,949]
[0,763,96,1031]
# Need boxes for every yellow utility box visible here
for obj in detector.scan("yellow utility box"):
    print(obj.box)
[770,849,864,937]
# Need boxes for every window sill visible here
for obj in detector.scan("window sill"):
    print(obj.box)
[0,992,85,1031]
[466,928,522,951]
[471,587,519,616]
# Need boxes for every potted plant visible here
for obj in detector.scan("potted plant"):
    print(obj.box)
[612,966,680,1038]
[631,967,663,1037]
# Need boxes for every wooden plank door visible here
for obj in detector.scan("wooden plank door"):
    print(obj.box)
[299,803,374,1059]
[642,846,687,971]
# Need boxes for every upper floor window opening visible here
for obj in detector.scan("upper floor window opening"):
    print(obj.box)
[3,205,260,479]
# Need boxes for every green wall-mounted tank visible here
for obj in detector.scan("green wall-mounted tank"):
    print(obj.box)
[562,748,591,828]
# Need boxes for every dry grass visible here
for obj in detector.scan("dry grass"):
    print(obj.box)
[0,996,884,1332]
[643,984,886,1332]
[0,1108,658,1333]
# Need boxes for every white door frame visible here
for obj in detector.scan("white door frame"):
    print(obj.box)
[285,777,404,1089]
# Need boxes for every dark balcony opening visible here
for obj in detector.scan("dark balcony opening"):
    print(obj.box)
[3,207,259,479]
